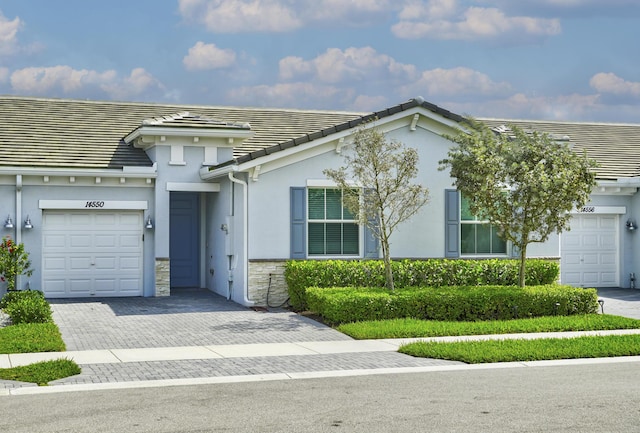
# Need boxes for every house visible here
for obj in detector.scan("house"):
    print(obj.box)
[0,95,639,306]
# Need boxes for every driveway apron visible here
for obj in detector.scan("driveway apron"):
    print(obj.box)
[49,289,352,351]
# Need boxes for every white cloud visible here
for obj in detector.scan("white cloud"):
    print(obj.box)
[589,72,640,98]
[0,10,23,56]
[178,0,302,33]
[178,0,400,32]
[102,68,165,100]
[10,66,164,100]
[279,47,418,84]
[400,66,512,99]
[183,41,236,71]
[392,1,561,41]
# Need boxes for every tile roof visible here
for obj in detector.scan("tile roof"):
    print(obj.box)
[480,118,640,180]
[0,96,638,182]
[0,96,364,169]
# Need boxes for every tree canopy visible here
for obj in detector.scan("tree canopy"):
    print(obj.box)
[440,119,598,287]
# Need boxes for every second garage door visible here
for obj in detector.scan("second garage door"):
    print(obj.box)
[561,214,619,287]
[42,210,144,298]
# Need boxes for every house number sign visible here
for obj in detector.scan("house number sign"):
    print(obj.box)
[85,201,105,208]
[573,205,626,215]
[39,200,148,210]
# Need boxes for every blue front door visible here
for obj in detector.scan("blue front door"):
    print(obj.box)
[170,192,200,288]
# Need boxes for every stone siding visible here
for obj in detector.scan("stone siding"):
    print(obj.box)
[155,258,170,297]
[248,260,288,307]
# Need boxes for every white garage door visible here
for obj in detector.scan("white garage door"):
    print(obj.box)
[561,214,619,287]
[42,210,143,297]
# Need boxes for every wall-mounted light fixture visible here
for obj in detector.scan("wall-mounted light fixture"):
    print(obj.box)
[220,223,228,234]
[627,219,638,231]
[4,215,14,229]
[145,215,154,229]
[23,215,33,230]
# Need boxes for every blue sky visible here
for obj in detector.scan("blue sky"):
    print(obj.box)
[1,0,639,122]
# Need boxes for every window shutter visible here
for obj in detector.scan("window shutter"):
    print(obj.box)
[364,222,379,258]
[290,187,306,259]
[445,189,460,258]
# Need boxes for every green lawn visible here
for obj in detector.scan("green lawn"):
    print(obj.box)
[337,314,640,339]
[0,323,66,354]
[0,359,81,385]
[399,334,640,363]
[0,317,78,385]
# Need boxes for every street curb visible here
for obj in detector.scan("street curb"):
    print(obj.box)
[5,355,640,396]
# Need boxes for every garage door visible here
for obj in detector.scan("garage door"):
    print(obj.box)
[42,210,143,297]
[561,214,619,287]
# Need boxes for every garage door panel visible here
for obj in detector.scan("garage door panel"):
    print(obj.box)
[43,210,143,298]
[561,214,619,287]
[94,257,117,270]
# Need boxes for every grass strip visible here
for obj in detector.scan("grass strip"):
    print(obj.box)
[0,358,81,385]
[337,315,640,340]
[0,323,66,354]
[399,334,640,364]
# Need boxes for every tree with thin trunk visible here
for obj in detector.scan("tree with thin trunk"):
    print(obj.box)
[324,125,430,290]
[439,119,597,287]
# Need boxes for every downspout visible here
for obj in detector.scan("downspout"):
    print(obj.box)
[15,175,22,244]
[228,172,255,306]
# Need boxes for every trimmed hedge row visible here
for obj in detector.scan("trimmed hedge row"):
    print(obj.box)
[285,259,559,311]
[306,285,598,325]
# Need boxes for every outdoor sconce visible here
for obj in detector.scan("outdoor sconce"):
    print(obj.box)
[23,215,33,230]
[4,215,14,229]
[626,219,637,231]
[220,223,228,234]
[145,216,154,229]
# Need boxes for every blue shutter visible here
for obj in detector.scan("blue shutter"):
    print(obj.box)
[364,222,379,258]
[290,187,306,259]
[445,189,460,258]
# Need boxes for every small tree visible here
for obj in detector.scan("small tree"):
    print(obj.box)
[324,125,430,290]
[0,237,33,291]
[439,119,597,287]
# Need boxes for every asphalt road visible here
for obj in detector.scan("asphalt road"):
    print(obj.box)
[2,361,639,433]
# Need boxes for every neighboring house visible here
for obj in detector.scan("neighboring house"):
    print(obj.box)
[0,95,639,305]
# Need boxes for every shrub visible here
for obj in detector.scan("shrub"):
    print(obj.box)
[285,259,559,311]
[1,290,52,324]
[305,285,597,325]
[0,236,33,291]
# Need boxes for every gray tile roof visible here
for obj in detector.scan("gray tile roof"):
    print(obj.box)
[0,96,638,182]
[0,96,364,169]
[480,118,640,180]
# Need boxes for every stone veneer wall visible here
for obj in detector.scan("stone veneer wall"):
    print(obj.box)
[248,260,288,307]
[155,258,170,296]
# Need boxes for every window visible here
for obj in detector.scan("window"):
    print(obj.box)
[308,188,359,255]
[460,195,507,255]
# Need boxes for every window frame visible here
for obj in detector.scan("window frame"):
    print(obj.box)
[306,187,362,258]
[459,194,508,257]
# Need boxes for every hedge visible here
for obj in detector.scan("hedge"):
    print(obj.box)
[0,290,53,324]
[306,285,598,325]
[285,259,559,311]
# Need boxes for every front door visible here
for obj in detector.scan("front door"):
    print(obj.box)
[170,192,200,288]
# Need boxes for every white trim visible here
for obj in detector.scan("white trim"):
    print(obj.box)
[125,125,253,145]
[0,165,157,178]
[306,179,361,187]
[170,144,185,165]
[39,200,148,210]
[166,182,220,192]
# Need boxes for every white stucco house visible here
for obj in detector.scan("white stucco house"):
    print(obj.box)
[1,95,639,306]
